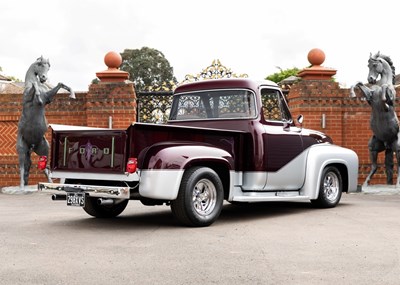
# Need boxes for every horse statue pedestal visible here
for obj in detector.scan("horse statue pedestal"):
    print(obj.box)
[361,184,400,194]
[1,185,37,195]
[16,56,75,191]
[351,52,400,187]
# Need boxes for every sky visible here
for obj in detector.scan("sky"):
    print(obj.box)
[1,0,400,91]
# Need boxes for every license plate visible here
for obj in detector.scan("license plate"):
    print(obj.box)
[66,192,85,207]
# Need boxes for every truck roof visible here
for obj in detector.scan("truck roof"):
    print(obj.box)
[174,78,278,94]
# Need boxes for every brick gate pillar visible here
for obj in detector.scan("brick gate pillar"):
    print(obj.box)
[288,48,347,146]
[86,51,136,128]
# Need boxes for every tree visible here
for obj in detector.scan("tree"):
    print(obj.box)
[0,66,21,82]
[120,47,177,92]
[8,76,21,82]
[265,67,300,83]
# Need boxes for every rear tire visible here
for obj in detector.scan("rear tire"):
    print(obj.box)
[171,167,224,227]
[311,166,342,208]
[83,197,128,218]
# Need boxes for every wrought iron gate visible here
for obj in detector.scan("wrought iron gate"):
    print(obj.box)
[136,91,173,124]
[136,59,248,124]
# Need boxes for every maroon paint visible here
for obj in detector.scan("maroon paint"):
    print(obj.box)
[49,79,331,174]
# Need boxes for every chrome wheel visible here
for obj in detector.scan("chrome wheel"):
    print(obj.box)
[312,166,342,208]
[323,171,340,202]
[171,167,223,227]
[192,178,217,216]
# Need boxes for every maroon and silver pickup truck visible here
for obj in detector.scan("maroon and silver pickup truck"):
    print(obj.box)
[39,78,359,227]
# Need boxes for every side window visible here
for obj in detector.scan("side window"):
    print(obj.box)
[261,89,291,122]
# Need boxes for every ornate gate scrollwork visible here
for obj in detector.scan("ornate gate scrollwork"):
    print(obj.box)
[137,60,248,124]
[137,91,173,124]
[182,59,248,84]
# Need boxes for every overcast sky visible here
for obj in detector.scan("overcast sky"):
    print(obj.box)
[1,0,400,91]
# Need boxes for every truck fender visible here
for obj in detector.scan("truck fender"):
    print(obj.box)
[138,144,234,200]
[301,144,359,199]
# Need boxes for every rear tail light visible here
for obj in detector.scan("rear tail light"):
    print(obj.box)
[126,157,138,173]
[38,156,47,170]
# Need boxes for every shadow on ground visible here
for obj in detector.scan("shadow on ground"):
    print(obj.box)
[45,201,348,230]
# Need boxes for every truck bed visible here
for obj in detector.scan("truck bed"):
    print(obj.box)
[49,123,249,174]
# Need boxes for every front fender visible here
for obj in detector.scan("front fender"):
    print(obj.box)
[138,143,234,200]
[302,144,359,199]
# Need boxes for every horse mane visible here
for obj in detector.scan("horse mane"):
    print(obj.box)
[372,52,396,85]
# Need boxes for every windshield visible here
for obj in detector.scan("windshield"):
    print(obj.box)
[169,89,256,121]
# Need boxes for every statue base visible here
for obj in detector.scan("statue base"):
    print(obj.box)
[1,185,37,195]
[360,184,400,195]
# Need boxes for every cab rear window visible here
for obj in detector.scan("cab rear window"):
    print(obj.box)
[170,89,256,120]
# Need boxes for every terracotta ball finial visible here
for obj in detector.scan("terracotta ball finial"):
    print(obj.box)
[96,51,129,82]
[104,51,122,69]
[307,48,325,66]
[297,48,336,80]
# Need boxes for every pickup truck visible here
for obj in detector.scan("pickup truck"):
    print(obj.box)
[38,78,359,227]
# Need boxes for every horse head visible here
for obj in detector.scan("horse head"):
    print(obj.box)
[33,56,51,83]
[368,52,395,85]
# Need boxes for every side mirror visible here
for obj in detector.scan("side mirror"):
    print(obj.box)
[297,114,304,127]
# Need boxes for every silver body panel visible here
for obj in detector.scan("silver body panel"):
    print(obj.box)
[39,143,359,203]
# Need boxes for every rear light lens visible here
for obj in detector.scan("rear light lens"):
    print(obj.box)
[38,156,47,170]
[126,158,138,173]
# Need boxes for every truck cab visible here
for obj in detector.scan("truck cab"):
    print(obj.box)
[168,79,331,191]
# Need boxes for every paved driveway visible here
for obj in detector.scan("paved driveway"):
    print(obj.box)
[0,187,399,285]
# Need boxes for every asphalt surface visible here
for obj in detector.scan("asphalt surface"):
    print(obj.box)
[0,185,399,285]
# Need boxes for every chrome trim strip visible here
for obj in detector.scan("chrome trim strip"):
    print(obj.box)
[63,136,68,167]
[49,171,140,181]
[111,136,115,168]
[50,124,109,131]
[38,182,130,199]
[232,190,310,202]
[232,194,310,202]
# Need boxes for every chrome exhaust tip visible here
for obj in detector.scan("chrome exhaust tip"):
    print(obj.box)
[51,194,66,201]
[97,198,115,206]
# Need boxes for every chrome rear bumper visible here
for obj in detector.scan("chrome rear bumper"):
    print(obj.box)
[38,182,130,199]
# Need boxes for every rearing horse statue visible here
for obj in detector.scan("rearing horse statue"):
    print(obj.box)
[16,56,75,190]
[350,52,400,187]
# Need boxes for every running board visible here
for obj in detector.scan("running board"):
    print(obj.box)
[232,191,310,202]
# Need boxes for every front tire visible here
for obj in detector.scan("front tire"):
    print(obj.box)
[171,167,224,227]
[83,197,128,218]
[311,166,342,208]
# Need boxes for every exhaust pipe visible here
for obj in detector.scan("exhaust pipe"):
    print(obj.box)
[52,194,66,201]
[97,198,115,206]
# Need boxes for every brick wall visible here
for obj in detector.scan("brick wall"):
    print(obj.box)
[0,78,397,188]
[0,82,136,188]
[289,79,400,185]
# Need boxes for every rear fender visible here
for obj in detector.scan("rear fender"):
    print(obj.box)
[138,143,234,200]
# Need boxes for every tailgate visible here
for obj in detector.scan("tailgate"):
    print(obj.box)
[50,125,127,173]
